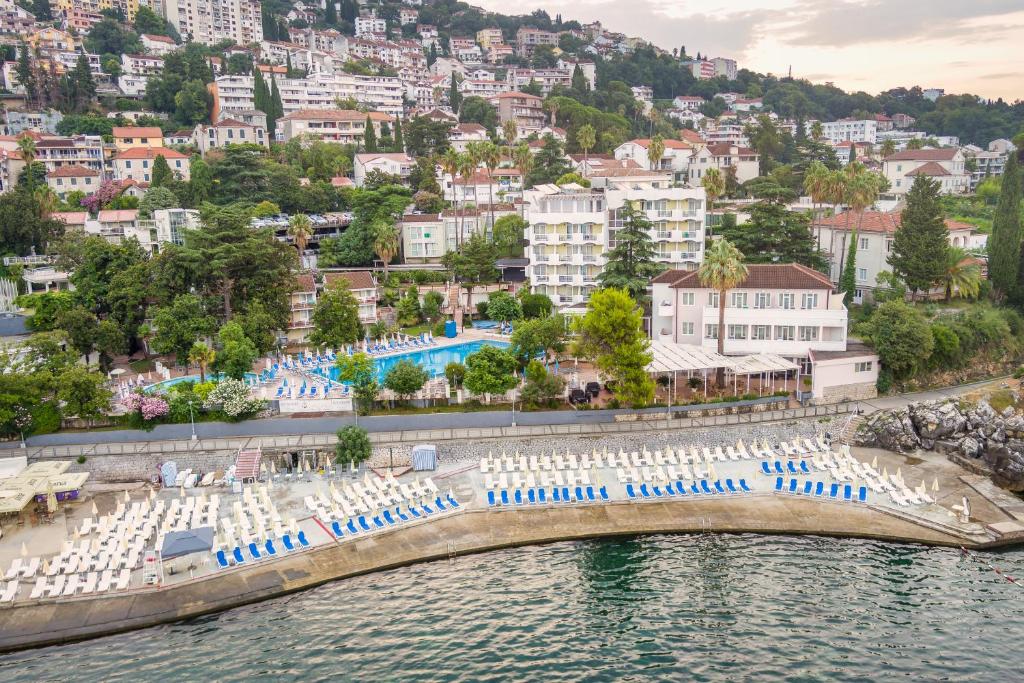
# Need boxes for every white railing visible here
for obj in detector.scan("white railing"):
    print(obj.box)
[558,275,573,283]
[533,234,548,241]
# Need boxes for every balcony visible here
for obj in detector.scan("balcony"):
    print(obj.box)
[581,234,598,242]
[582,254,597,263]
[532,234,549,241]
[534,274,549,283]
[655,232,672,240]
[658,300,674,316]
[534,255,550,263]
[558,275,573,284]
[558,234,573,242]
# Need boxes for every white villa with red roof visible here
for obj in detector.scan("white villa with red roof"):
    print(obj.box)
[614,138,695,180]
[882,148,969,195]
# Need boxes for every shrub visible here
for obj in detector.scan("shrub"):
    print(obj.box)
[202,379,264,419]
[929,323,962,369]
[476,301,489,319]
[876,369,893,394]
[866,301,934,378]
[383,359,429,401]
[77,455,87,464]
[444,361,466,389]
[1013,366,1024,379]
[520,360,565,408]
[687,377,703,390]
[335,425,372,465]
[29,402,61,435]
[431,321,447,338]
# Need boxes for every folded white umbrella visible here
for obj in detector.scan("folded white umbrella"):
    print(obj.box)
[932,477,940,492]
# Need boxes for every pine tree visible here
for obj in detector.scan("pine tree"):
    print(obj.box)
[262,11,277,40]
[571,65,587,91]
[151,154,173,187]
[15,43,37,109]
[285,52,293,77]
[428,42,437,67]
[253,67,268,115]
[72,53,95,110]
[448,75,461,113]
[890,176,950,298]
[597,202,664,302]
[989,151,1022,300]
[393,117,404,152]
[362,115,377,152]
[268,76,283,140]
[839,231,857,305]
[324,0,337,26]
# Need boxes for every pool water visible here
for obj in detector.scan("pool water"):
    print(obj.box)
[146,373,259,392]
[320,340,510,381]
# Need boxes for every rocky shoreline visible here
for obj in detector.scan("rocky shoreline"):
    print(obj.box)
[855,397,1024,491]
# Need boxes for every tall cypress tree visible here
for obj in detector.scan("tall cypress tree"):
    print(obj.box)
[989,151,1022,300]
[268,76,283,140]
[324,0,337,26]
[448,75,461,113]
[393,118,404,152]
[253,68,268,115]
[839,231,857,305]
[890,176,949,298]
[362,115,377,152]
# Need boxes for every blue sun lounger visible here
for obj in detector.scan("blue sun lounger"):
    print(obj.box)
[829,483,840,498]
[814,481,825,497]
[232,547,245,564]
[674,481,687,495]
[652,485,664,497]
[760,461,772,476]
[298,531,310,547]
[586,486,596,501]
[800,461,812,474]
[527,489,537,504]
[561,487,571,502]
[409,506,423,518]
[739,479,752,493]
[714,480,726,494]
[372,516,385,529]
[487,490,496,506]
[358,516,372,531]
[383,510,397,525]
[331,520,344,537]
[513,490,523,505]
[625,484,636,499]
[639,484,652,499]
[663,483,675,496]
[347,519,358,534]
[726,479,739,493]
[843,484,853,502]
[435,496,448,511]
[802,481,813,495]
[500,490,510,506]
[788,479,798,494]
[599,486,610,501]
[265,539,278,556]
[554,487,563,502]
[216,549,229,568]
[447,495,460,508]
[774,477,783,492]
[773,461,785,474]
[575,486,584,502]
[538,489,547,503]
[248,542,262,560]
[691,483,701,495]
[700,480,713,494]
[397,508,410,522]
[282,535,295,551]
[787,461,799,475]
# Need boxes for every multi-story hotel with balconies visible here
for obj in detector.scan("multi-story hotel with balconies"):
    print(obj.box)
[523,169,706,309]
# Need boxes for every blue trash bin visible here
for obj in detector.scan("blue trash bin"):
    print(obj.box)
[444,320,457,338]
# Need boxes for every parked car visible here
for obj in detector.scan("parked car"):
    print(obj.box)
[585,382,601,398]
[569,388,590,405]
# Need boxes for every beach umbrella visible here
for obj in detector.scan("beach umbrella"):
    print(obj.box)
[290,518,300,535]
[179,485,186,498]
[20,542,27,557]
[91,500,99,516]
[895,467,903,484]
[932,477,940,492]
[881,467,889,481]
[46,485,57,514]
[871,456,878,469]
[149,488,156,501]
[124,490,131,503]
[270,460,277,474]
[708,462,717,480]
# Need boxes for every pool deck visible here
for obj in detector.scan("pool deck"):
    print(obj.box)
[1,444,1023,654]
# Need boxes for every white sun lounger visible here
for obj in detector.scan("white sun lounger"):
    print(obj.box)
[98,569,113,592]
[115,568,131,590]
[21,557,39,579]
[29,577,48,599]
[62,574,80,596]
[46,574,66,598]
[1,580,19,603]
[80,572,98,595]
[4,558,22,580]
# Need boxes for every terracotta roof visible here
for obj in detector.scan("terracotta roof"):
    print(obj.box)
[813,211,975,234]
[210,118,255,128]
[706,143,757,156]
[48,165,98,178]
[662,263,834,291]
[452,123,486,135]
[116,147,188,160]
[280,109,393,122]
[626,138,692,150]
[401,213,441,223]
[325,271,376,291]
[112,126,163,138]
[905,161,951,177]
[490,91,542,101]
[293,272,316,292]
[142,34,175,44]
[97,209,139,222]
[330,176,354,187]
[590,167,671,178]
[678,130,705,144]
[51,211,88,225]
[884,148,958,162]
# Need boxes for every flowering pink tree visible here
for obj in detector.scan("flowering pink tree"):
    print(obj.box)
[122,392,169,422]
[80,180,124,214]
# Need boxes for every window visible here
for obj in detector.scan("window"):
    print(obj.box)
[727,324,747,340]
[125,160,132,169]
[780,293,794,310]
[708,292,719,307]
[731,292,747,308]
[680,321,694,335]
[855,361,873,372]
[859,237,869,250]
[680,292,695,306]
[704,324,719,339]
[857,268,867,282]
[801,293,818,309]
[799,326,819,341]
[754,292,771,309]
[775,325,794,341]
[752,325,770,340]
[885,239,893,253]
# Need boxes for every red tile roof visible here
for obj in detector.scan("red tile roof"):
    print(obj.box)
[112,126,163,139]
[142,34,175,44]
[48,165,98,178]
[293,272,316,292]
[325,271,376,291]
[97,209,139,222]
[706,143,757,156]
[884,148,958,162]
[813,210,975,234]
[51,211,88,225]
[905,161,951,177]
[660,263,834,290]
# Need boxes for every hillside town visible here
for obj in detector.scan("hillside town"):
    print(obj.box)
[0,0,1021,453]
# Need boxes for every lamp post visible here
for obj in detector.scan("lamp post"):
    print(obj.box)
[510,387,517,428]
[188,399,196,441]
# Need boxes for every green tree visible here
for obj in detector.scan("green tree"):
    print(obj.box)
[988,151,1021,300]
[839,230,858,305]
[421,290,444,323]
[57,306,98,359]
[520,360,566,408]
[572,288,653,408]
[862,301,934,378]
[395,286,422,326]
[288,213,313,255]
[576,123,596,167]
[510,315,566,367]
[94,318,126,373]
[213,320,258,380]
[941,247,982,301]
[371,219,400,277]
[449,74,462,114]
[362,115,377,152]
[698,239,748,386]
[383,359,428,403]
[189,157,213,204]
[188,341,215,383]
[486,291,522,323]
[450,233,498,311]
[717,202,826,271]
[519,291,553,319]
[393,118,404,152]
[310,284,362,348]
[57,366,111,420]
[174,80,212,125]
[138,186,179,217]
[527,135,571,186]
[492,214,526,257]
[334,425,372,465]
[598,201,664,301]
[463,346,518,397]
[0,188,64,256]
[459,96,498,132]
[237,300,278,355]
[444,362,466,389]
[148,294,218,363]
[889,176,949,298]
[134,6,171,35]
[150,154,173,187]
[334,352,378,414]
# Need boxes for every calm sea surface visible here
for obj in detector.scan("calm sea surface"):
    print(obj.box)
[2,534,1022,682]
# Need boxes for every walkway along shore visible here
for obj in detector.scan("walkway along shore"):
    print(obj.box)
[0,494,1014,654]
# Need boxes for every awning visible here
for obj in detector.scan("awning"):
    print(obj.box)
[646,341,737,374]
[46,472,90,492]
[0,455,27,481]
[161,526,215,559]
[0,481,35,514]
[729,354,800,375]
[22,461,71,478]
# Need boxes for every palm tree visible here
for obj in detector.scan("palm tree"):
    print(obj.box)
[880,138,896,159]
[701,168,725,237]
[646,135,666,171]
[481,141,501,232]
[458,146,481,245]
[810,120,823,141]
[188,342,215,383]
[17,134,36,191]
[544,99,559,127]
[698,238,748,388]
[439,148,461,212]
[34,186,56,217]
[576,123,596,172]
[502,120,518,148]
[941,247,981,301]
[288,213,313,256]
[372,219,400,278]
[512,143,533,218]
[803,160,830,247]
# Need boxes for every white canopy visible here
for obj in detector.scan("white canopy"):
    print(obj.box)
[729,354,800,375]
[646,342,736,374]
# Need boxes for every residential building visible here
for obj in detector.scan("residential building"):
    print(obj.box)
[556,58,596,89]
[217,108,267,129]
[459,78,510,99]
[46,165,100,199]
[208,72,403,120]
[27,27,76,52]
[140,33,177,55]
[353,153,413,187]
[882,148,969,195]
[2,109,63,136]
[440,168,523,204]
[401,204,519,263]
[922,88,945,102]
[505,67,571,95]
[672,95,705,111]
[963,147,1007,190]
[324,271,378,323]
[0,0,34,35]
[524,171,706,308]
[112,126,164,151]
[399,8,417,25]
[812,210,984,302]
[487,44,514,64]
[891,113,916,129]
[193,118,267,153]
[476,28,504,48]
[287,271,317,343]
[704,121,749,146]
[710,57,737,80]
[820,118,879,145]
[355,12,387,37]
[730,98,763,113]
[488,91,545,134]
[145,208,201,248]
[988,138,1016,156]
[688,60,716,80]
[688,144,760,185]
[113,147,191,183]
[448,122,489,152]
[117,75,150,98]
[158,0,262,46]
[278,109,393,144]
[120,54,164,77]
[33,135,104,173]
[515,27,558,58]
[614,138,695,181]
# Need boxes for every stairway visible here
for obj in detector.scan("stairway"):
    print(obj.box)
[836,412,866,445]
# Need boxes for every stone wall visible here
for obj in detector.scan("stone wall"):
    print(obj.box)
[813,381,877,406]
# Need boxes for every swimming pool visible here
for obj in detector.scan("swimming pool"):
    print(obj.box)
[318,340,510,382]
[146,373,258,392]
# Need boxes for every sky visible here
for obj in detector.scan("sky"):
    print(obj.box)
[469,0,1024,101]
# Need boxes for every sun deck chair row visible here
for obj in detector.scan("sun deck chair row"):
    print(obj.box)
[774,477,867,502]
[485,469,593,490]
[759,460,814,477]
[487,486,609,507]
[616,463,719,484]
[626,478,753,499]
[328,494,462,537]
[216,532,309,569]
[480,452,603,474]
[22,568,134,600]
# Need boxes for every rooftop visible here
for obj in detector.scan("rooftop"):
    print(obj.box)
[813,211,975,234]
[112,126,163,138]
[658,263,834,291]
[116,147,188,160]
[884,148,959,162]
[48,165,98,178]
[325,271,376,291]
[280,109,393,122]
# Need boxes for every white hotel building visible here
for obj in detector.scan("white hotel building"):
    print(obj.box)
[209,73,404,121]
[524,170,706,309]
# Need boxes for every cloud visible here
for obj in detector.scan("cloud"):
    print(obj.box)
[978,72,1020,80]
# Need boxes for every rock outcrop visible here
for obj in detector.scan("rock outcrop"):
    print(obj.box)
[854,397,1024,491]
